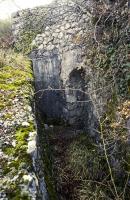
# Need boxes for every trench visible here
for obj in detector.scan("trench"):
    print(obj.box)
[35,105,84,200]
[34,85,86,200]
[31,49,99,200]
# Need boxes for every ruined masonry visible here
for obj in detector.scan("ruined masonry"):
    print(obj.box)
[12,0,107,135]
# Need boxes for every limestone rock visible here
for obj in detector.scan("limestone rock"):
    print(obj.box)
[65,23,71,30]
[55,29,61,33]
[22,121,30,127]
[23,174,33,183]
[58,32,64,39]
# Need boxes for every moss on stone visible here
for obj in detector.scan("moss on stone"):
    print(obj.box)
[3,147,15,156]
[0,50,35,199]
[15,124,34,142]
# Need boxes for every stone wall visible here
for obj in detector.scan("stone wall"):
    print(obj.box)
[12,0,108,135]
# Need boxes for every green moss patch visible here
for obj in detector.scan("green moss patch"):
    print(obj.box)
[3,123,34,167]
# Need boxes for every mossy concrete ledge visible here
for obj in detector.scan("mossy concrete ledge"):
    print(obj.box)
[0,50,39,200]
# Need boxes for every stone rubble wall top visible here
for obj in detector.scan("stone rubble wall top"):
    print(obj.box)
[12,0,93,55]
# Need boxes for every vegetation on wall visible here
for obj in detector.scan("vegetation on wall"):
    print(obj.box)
[77,0,130,199]
[14,30,37,54]
[13,8,49,54]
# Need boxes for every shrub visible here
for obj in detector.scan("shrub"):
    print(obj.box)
[0,18,13,49]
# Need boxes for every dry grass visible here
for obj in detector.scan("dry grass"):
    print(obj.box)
[67,134,100,181]
[0,49,31,69]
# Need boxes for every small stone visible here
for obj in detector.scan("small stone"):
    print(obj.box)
[44,124,49,130]
[82,14,87,20]
[43,40,48,45]
[47,44,55,51]
[65,23,70,30]
[71,22,78,28]
[38,44,44,50]
[37,34,41,37]
[64,46,69,52]
[26,106,32,112]
[52,32,58,38]
[78,30,84,35]
[60,26,65,31]
[43,37,53,45]
[12,140,16,147]
[36,40,43,46]
[28,132,36,140]
[0,121,3,126]
[22,122,30,127]
[31,40,36,46]
[50,125,54,129]
[41,33,46,38]
[23,175,33,183]
[45,31,50,37]
[0,150,4,157]
[45,26,49,31]
[27,140,36,154]
[58,32,63,39]
[66,29,74,35]
[12,175,19,181]
[64,16,69,21]
[55,29,60,33]
[37,35,43,40]
[29,115,34,121]
[53,39,59,45]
